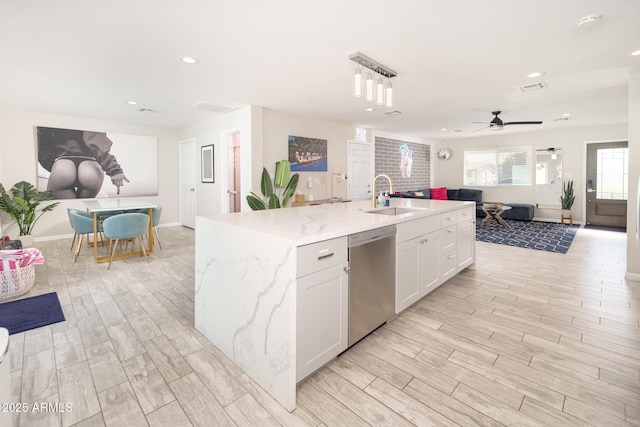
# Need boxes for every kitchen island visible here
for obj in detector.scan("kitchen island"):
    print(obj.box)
[194,198,475,411]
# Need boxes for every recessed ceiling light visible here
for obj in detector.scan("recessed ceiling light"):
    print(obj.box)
[630,49,640,56]
[180,56,199,64]
[365,107,375,112]
[562,113,572,117]
[441,128,447,132]
[527,71,545,78]
[127,101,139,105]
[576,14,601,29]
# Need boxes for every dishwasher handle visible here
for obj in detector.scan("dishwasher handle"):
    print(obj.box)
[348,225,396,248]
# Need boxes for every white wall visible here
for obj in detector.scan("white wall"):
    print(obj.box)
[433,124,629,223]
[0,109,180,239]
[262,109,354,201]
[179,105,259,215]
[626,71,640,280]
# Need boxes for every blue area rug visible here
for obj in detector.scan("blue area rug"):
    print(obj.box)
[476,220,578,254]
[0,292,65,335]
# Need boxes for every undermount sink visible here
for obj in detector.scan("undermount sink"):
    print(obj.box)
[365,207,428,216]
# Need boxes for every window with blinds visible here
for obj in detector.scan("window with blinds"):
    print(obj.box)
[463,146,532,186]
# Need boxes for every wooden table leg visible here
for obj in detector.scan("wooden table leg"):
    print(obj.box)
[93,212,99,261]
[147,208,154,254]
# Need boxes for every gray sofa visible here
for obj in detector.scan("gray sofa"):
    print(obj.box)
[391,188,534,221]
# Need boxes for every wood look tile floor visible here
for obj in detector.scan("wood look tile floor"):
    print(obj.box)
[7,225,639,426]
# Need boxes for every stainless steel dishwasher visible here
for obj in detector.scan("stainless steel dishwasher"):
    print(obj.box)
[348,225,396,347]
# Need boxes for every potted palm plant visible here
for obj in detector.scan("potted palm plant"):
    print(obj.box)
[0,181,59,245]
[246,160,299,210]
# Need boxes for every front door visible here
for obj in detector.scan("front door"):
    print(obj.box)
[585,141,628,228]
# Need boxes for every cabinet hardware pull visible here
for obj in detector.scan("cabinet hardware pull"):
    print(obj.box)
[448,254,455,259]
[317,251,334,259]
[448,228,454,232]
[343,266,350,272]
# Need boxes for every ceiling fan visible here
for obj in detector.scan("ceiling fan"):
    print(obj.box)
[473,111,542,131]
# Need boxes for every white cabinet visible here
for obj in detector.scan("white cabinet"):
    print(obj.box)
[296,237,348,382]
[456,207,475,270]
[396,205,476,314]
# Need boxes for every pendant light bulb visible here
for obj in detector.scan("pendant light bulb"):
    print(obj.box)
[354,68,362,98]
[385,82,393,108]
[376,77,384,105]
[365,72,374,101]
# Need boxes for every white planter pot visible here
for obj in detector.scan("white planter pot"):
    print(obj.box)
[19,235,34,248]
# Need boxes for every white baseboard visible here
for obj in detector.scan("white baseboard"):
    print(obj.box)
[625,271,640,282]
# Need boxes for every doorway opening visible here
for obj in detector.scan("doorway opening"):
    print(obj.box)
[225,131,241,213]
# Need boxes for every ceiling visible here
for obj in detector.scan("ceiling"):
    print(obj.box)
[1,0,639,140]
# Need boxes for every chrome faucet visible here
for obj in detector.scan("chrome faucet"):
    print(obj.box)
[371,174,394,208]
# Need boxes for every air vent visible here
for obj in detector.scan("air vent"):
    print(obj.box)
[138,108,158,113]
[516,81,547,92]
[384,110,402,115]
[189,102,234,113]
[552,116,572,122]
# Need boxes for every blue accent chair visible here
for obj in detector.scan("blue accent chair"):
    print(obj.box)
[102,213,150,269]
[68,208,102,263]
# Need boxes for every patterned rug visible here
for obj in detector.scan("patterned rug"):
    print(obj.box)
[476,219,578,254]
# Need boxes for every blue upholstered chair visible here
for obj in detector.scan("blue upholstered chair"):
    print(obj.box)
[131,205,163,249]
[102,213,150,269]
[68,208,102,263]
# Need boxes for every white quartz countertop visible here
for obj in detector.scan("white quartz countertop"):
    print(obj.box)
[199,198,475,246]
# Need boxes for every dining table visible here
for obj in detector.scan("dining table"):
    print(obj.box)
[83,198,158,263]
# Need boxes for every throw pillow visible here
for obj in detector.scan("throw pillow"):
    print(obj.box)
[430,187,448,200]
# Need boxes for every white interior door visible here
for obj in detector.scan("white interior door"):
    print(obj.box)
[347,141,372,201]
[179,139,196,228]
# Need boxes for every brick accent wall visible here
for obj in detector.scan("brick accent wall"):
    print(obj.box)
[374,137,431,193]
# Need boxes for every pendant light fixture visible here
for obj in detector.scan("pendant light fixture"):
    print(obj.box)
[376,77,384,105]
[349,52,397,109]
[365,72,374,101]
[353,67,362,98]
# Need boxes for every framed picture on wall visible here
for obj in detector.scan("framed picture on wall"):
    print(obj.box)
[201,144,214,183]
[36,126,158,199]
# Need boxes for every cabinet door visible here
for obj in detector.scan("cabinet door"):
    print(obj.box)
[457,219,475,270]
[396,237,421,313]
[296,262,348,382]
[419,231,440,296]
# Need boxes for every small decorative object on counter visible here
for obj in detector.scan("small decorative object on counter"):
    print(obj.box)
[378,192,385,207]
[384,192,390,206]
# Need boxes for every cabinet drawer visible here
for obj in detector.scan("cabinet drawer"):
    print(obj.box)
[440,211,457,228]
[297,236,348,277]
[457,207,475,224]
[396,215,439,243]
[439,225,456,253]
[440,252,457,280]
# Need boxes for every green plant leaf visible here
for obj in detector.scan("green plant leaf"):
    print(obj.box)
[268,193,280,209]
[246,193,267,210]
[274,160,291,187]
[282,173,299,207]
[260,167,273,197]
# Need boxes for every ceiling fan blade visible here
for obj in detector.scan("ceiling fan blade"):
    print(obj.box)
[504,121,543,125]
[473,125,489,132]
[472,121,490,124]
